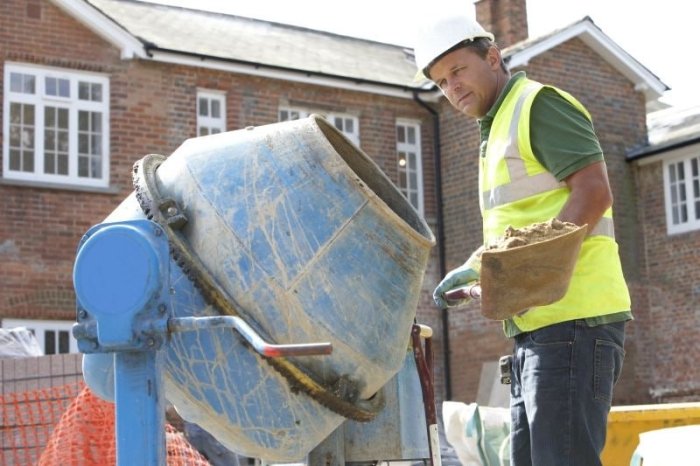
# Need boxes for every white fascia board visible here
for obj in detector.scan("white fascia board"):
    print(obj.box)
[148,50,434,101]
[507,21,666,101]
[635,141,700,166]
[49,0,146,59]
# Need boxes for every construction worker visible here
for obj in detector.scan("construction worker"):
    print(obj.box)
[414,14,632,466]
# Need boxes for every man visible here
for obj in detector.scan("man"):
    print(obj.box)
[414,15,632,466]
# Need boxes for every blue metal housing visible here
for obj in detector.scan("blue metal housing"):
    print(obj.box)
[73,220,172,466]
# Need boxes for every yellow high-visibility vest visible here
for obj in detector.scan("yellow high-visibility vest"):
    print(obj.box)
[480,77,630,332]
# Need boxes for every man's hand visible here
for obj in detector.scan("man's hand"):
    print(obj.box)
[433,247,483,309]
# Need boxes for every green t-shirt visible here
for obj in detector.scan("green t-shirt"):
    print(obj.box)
[479,72,632,337]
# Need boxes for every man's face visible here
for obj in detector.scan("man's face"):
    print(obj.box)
[429,46,502,118]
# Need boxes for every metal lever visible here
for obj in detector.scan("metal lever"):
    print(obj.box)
[444,283,482,301]
[168,315,333,358]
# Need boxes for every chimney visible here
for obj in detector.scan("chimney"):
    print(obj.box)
[475,0,529,49]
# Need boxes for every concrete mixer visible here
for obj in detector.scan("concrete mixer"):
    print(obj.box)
[72,115,437,465]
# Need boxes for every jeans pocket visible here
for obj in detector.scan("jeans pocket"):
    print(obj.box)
[594,339,625,403]
[526,321,575,346]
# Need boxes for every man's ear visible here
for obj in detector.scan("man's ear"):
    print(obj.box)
[487,46,502,69]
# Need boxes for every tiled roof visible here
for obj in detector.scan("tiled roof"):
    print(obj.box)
[87,0,420,88]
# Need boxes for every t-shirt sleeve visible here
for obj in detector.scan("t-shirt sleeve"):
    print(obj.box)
[530,87,604,181]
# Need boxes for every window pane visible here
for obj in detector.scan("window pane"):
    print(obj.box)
[409,171,417,188]
[24,74,36,93]
[408,152,416,170]
[10,73,23,92]
[58,78,70,97]
[92,134,101,155]
[91,157,102,179]
[92,83,102,102]
[91,112,101,132]
[10,124,21,147]
[45,152,55,173]
[211,100,220,118]
[397,125,405,143]
[9,149,20,171]
[10,102,21,124]
[59,108,69,129]
[23,128,35,149]
[45,330,56,355]
[78,156,88,177]
[407,127,416,144]
[79,134,88,154]
[79,82,90,100]
[79,111,88,131]
[45,107,56,127]
[24,151,34,172]
[58,153,68,175]
[669,164,677,183]
[24,104,34,125]
[59,331,70,354]
[59,132,68,156]
[45,130,55,150]
[199,98,208,117]
[46,77,57,96]
[280,110,289,121]
[346,119,354,133]
[199,127,209,136]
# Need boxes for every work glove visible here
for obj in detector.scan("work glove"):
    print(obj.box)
[433,246,483,309]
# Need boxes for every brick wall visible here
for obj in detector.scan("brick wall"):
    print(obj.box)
[631,158,700,403]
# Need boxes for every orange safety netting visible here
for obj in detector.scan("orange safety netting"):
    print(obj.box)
[1,381,210,466]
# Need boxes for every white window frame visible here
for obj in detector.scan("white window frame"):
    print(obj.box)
[1,318,79,355]
[197,90,226,136]
[664,150,700,234]
[396,119,424,215]
[279,106,360,146]
[3,62,110,188]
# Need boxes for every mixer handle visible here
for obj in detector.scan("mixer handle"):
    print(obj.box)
[168,315,333,357]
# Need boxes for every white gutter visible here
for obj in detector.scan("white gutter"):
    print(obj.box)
[148,50,437,101]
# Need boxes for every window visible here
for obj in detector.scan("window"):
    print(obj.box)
[197,91,226,136]
[664,153,700,234]
[329,115,359,146]
[279,107,360,146]
[3,63,109,187]
[396,120,424,215]
[1,319,79,355]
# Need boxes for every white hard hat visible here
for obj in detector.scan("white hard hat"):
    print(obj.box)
[413,15,494,82]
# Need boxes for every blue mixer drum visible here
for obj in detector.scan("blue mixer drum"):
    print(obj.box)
[82,115,435,461]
